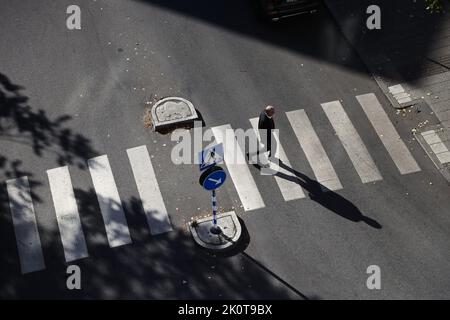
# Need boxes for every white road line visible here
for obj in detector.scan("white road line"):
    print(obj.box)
[356,93,421,174]
[286,109,343,191]
[88,155,132,248]
[47,166,89,262]
[126,145,173,235]
[249,118,305,201]
[321,101,383,183]
[6,177,46,274]
[211,124,265,211]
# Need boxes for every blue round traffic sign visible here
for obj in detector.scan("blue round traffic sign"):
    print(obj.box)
[199,166,227,191]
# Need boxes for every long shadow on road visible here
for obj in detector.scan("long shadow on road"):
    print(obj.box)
[251,154,381,228]
[277,160,382,229]
[249,132,381,229]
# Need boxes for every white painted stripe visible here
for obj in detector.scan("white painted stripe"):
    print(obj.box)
[211,124,265,211]
[88,155,132,248]
[356,93,421,174]
[286,109,343,191]
[126,145,173,235]
[321,101,383,183]
[6,177,46,274]
[249,118,306,201]
[47,167,88,262]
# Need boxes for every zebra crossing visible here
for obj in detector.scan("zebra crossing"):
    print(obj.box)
[6,145,173,274]
[4,93,422,274]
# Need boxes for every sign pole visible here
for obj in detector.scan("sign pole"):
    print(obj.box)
[212,189,217,225]
[198,144,226,236]
[210,189,221,235]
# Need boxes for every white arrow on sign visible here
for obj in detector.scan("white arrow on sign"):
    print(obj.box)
[208,177,222,185]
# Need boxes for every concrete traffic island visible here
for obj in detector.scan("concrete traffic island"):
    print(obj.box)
[150,97,198,132]
[189,211,242,251]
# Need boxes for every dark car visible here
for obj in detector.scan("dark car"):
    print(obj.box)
[254,0,321,21]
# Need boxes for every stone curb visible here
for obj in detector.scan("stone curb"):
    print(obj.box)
[414,125,450,183]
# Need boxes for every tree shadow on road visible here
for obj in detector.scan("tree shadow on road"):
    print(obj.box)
[0,72,98,290]
[0,187,309,299]
[0,73,97,167]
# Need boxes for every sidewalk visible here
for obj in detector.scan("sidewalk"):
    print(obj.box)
[325,0,450,181]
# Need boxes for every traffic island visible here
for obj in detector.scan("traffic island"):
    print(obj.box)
[150,97,198,132]
[189,211,242,251]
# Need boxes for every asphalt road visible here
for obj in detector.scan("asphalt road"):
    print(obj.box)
[1,0,450,299]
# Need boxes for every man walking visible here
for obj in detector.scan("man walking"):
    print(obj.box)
[257,105,275,168]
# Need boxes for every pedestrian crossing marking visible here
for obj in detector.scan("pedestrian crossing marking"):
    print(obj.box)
[286,109,343,191]
[6,177,46,274]
[249,117,306,201]
[4,92,429,275]
[211,124,265,211]
[356,93,421,175]
[126,145,173,235]
[321,100,383,183]
[47,166,89,262]
[88,155,132,248]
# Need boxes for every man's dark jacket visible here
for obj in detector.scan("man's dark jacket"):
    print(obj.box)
[258,111,275,152]
[258,111,275,131]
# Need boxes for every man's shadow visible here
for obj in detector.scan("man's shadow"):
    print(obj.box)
[249,134,381,229]
[278,161,381,229]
